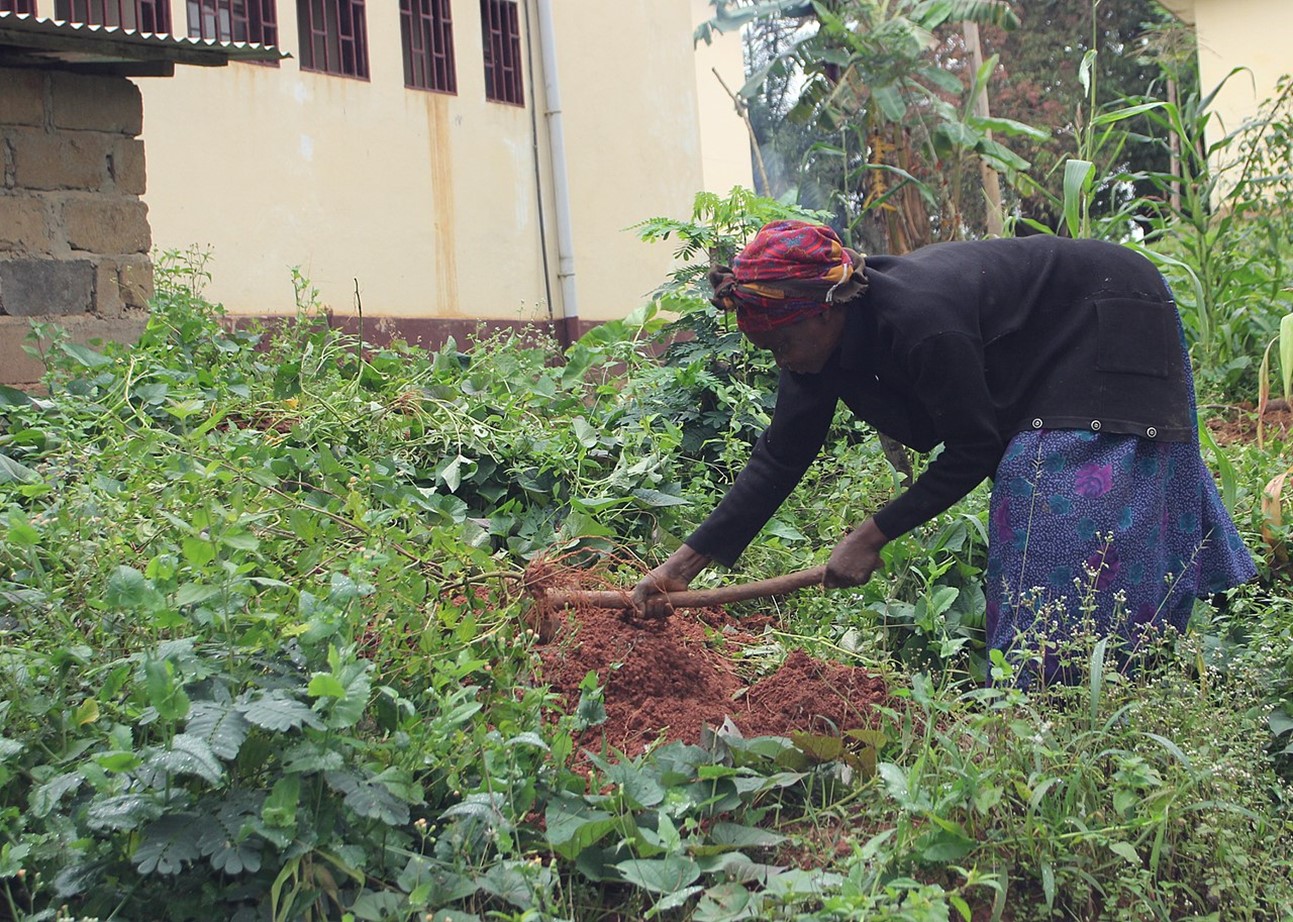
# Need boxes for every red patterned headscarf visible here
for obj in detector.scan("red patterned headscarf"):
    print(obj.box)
[710,220,867,335]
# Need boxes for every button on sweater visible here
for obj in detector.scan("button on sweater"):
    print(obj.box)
[686,235,1193,568]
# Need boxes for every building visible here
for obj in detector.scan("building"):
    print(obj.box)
[1161,0,1293,144]
[2,1,751,386]
[0,11,280,386]
[137,0,750,345]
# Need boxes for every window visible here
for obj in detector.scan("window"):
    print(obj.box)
[480,0,521,105]
[400,0,455,93]
[187,0,278,46]
[296,0,368,78]
[54,0,171,32]
[1,0,37,14]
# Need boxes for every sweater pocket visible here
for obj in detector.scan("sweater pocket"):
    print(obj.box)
[1094,297,1170,378]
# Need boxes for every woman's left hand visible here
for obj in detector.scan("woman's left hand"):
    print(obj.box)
[825,517,889,588]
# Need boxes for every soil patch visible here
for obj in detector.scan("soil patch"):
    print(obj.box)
[533,601,889,758]
[1206,400,1293,445]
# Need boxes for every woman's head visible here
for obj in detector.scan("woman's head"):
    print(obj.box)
[710,220,866,373]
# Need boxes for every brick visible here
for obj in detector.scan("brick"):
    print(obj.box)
[0,313,145,386]
[0,70,46,127]
[10,127,111,191]
[63,197,151,254]
[49,73,142,135]
[110,137,146,195]
[0,258,95,316]
[0,193,54,254]
[117,255,153,310]
[93,260,125,317]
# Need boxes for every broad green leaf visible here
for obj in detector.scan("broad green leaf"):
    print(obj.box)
[479,861,552,909]
[95,751,142,772]
[572,416,599,449]
[0,737,23,760]
[648,885,705,917]
[308,674,348,698]
[350,890,404,921]
[977,136,1031,171]
[181,536,216,568]
[72,698,99,726]
[5,509,40,545]
[175,582,221,607]
[143,657,190,722]
[544,796,619,860]
[917,828,974,863]
[708,822,786,849]
[871,83,907,122]
[107,566,161,612]
[1270,711,1293,737]
[631,488,690,508]
[57,341,112,368]
[0,452,41,485]
[614,855,701,894]
[1109,841,1140,865]
[0,385,34,407]
[790,732,844,763]
[262,775,300,828]
[599,759,666,809]
[693,881,754,922]
[877,762,911,804]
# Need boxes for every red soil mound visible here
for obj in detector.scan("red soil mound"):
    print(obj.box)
[533,601,889,757]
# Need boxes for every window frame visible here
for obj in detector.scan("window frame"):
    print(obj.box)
[186,0,279,48]
[0,0,37,14]
[479,0,523,106]
[53,0,172,33]
[400,0,456,94]
[296,0,370,80]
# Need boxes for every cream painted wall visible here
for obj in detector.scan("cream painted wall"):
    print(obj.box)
[87,0,750,324]
[692,0,755,196]
[1163,0,1292,145]
[136,2,557,322]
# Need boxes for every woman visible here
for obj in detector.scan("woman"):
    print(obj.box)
[632,220,1255,681]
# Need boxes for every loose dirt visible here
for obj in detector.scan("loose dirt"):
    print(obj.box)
[1206,400,1293,445]
[531,599,889,758]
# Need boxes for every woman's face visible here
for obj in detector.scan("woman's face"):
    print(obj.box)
[745,307,846,375]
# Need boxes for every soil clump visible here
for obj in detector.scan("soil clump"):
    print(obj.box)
[533,601,889,757]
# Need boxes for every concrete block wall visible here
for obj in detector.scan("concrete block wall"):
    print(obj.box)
[1,67,153,386]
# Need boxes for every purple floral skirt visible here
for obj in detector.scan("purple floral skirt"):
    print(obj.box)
[984,426,1256,679]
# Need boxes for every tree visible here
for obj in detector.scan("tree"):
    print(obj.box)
[977,0,1196,230]
[702,0,1042,253]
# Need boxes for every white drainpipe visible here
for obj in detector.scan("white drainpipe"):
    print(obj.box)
[534,0,578,342]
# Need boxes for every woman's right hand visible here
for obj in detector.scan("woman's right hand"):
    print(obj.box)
[630,545,712,619]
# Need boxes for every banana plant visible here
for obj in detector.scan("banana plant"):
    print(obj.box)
[700,0,1034,251]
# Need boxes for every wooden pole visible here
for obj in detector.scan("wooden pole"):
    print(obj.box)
[963,21,1005,237]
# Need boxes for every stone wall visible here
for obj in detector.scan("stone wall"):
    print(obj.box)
[1,66,153,386]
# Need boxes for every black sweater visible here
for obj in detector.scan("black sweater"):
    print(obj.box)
[686,235,1194,568]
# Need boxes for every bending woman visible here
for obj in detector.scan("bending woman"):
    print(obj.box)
[632,221,1255,681]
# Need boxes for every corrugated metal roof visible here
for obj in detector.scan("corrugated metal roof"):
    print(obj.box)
[0,11,286,75]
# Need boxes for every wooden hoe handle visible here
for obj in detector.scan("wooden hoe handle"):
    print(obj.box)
[540,565,827,611]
